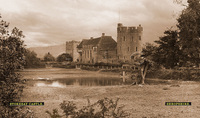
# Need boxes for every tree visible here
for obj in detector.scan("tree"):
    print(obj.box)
[24,49,44,68]
[130,52,153,85]
[0,14,34,117]
[44,52,55,62]
[177,0,200,66]
[56,53,72,62]
[154,30,181,68]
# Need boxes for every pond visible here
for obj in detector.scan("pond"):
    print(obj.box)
[22,68,171,88]
[27,77,125,87]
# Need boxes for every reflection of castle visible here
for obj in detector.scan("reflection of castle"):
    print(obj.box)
[67,23,143,64]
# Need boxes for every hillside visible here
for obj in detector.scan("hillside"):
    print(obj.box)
[29,44,66,59]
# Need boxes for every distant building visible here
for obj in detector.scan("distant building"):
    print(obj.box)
[77,33,117,64]
[66,40,80,62]
[117,23,143,62]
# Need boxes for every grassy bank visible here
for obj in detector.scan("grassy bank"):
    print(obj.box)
[21,80,200,118]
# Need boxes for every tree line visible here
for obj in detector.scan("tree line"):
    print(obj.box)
[24,51,73,68]
[142,0,200,69]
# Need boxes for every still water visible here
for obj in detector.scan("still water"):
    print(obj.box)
[22,68,170,88]
[29,77,125,87]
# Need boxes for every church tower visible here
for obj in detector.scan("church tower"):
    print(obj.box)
[117,23,143,62]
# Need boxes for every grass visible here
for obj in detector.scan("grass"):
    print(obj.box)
[20,68,200,118]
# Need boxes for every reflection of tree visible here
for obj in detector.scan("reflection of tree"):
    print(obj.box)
[49,77,123,86]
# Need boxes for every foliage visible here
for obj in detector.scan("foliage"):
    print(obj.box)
[46,109,63,118]
[154,30,181,68]
[146,68,200,81]
[46,98,129,118]
[142,0,200,69]
[81,66,100,71]
[56,53,72,62]
[130,52,154,84]
[176,0,200,66]
[24,49,45,68]
[0,106,35,118]
[44,52,55,62]
[0,14,34,117]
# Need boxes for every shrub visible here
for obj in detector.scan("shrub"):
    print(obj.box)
[146,68,200,81]
[81,66,99,71]
[46,98,129,118]
[52,63,76,69]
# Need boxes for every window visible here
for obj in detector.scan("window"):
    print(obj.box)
[128,47,130,51]
[132,36,134,41]
[139,36,141,40]
[123,36,126,41]
[136,47,137,51]
[93,47,97,52]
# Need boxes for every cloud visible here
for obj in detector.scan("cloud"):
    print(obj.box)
[0,0,185,47]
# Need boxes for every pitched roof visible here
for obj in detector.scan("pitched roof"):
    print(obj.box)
[77,36,117,50]
[77,38,101,48]
[99,36,117,50]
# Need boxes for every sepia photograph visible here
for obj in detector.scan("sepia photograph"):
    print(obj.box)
[0,0,200,117]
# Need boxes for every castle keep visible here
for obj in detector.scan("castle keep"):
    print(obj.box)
[117,23,143,62]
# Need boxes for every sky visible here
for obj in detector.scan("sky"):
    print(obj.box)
[0,0,186,47]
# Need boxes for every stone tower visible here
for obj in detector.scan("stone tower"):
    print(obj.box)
[117,23,143,62]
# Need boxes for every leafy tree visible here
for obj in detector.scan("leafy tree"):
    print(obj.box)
[56,53,72,62]
[0,14,34,117]
[177,0,200,66]
[130,52,154,85]
[44,52,55,62]
[24,49,45,68]
[154,30,181,68]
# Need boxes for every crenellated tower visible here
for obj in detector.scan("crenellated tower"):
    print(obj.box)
[117,23,143,62]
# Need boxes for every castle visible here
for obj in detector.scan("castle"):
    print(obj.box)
[117,23,143,62]
[66,40,80,62]
[68,23,143,64]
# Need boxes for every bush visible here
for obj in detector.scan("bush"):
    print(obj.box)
[81,66,99,71]
[46,98,129,118]
[52,63,76,69]
[100,68,122,73]
[146,68,200,81]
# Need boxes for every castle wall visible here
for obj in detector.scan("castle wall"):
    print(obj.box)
[117,23,143,62]
[97,49,117,64]
[81,45,97,64]
[66,41,80,62]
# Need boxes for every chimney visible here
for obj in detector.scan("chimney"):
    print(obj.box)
[102,33,105,37]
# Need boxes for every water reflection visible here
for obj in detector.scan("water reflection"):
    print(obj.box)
[30,77,170,87]
[32,77,124,87]
[35,81,65,88]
